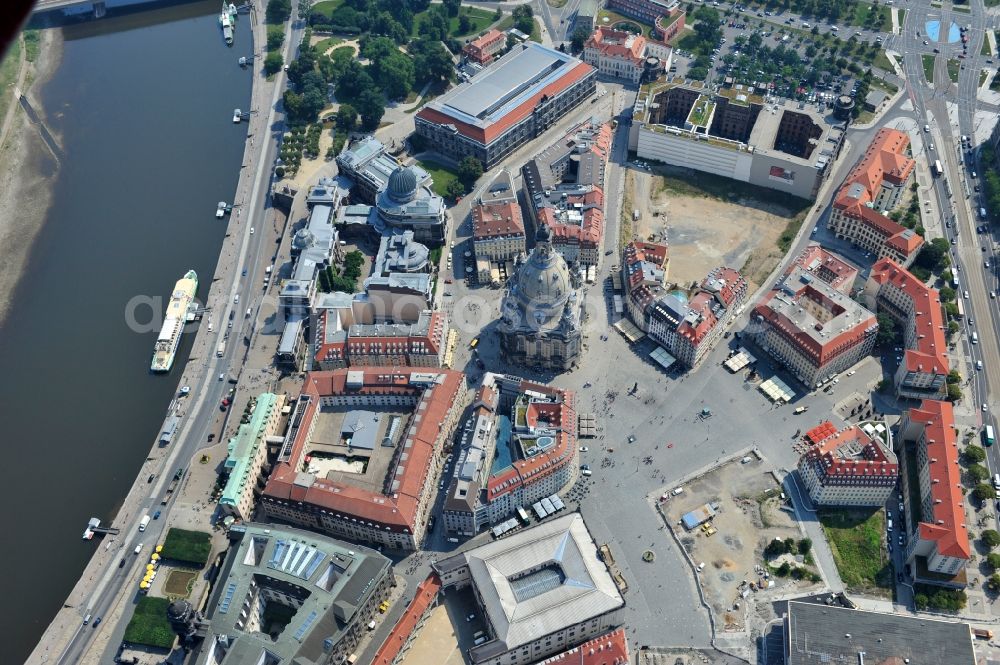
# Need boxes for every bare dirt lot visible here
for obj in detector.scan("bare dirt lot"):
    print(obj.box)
[659,457,821,632]
[627,167,809,289]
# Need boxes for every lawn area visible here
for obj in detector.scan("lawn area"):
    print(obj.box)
[412,5,496,39]
[819,508,893,592]
[982,34,993,56]
[870,77,899,95]
[952,3,971,12]
[417,158,460,198]
[850,2,891,29]
[310,0,344,21]
[988,0,1000,8]
[160,528,212,567]
[22,30,39,63]
[123,596,175,650]
[313,36,343,54]
[947,59,960,83]
[922,54,935,83]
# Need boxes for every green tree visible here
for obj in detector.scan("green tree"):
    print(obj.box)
[457,156,484,187]
[458,13,472,34]
[355,88,386,130]
[336,104,357,131]
[914,593,929,610]
[493,7,502,21]
[968,464,990,483]
[446,179,466,199]
[412,39,454,84]
[512,5,534,34]
[939,286,956,302]
[267,25,285,51]
[798,538,812,555]
[965,445,987,464]
[989,574,1000,592]
[571,27,589,53]
[764,539,787,558]
[875,313,898,347]
[264,51,285,75]
[443,0,461,17]
[987,553,1000,572]
[985,530,1000,548]
[975,485,998,503]
[266,0,292,24]
[947,383,963,402]
[370,50,414,100]
[776,562,791,577]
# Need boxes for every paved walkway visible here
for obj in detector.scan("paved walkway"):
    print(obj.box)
[0,32,28,153]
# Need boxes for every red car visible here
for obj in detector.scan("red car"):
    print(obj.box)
[444,278,453,284]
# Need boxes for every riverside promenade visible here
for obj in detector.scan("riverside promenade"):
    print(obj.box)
[25,3,290,662]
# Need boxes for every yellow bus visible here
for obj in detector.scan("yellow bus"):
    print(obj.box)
[470,337,479,349]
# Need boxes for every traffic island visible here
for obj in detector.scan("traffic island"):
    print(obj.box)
[642,550,656,562]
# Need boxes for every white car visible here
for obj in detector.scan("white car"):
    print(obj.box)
[579,446,589,452]
[984,403,989,412]
[250,227,254,235]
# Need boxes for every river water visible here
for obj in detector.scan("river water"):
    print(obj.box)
[2,2,250,659]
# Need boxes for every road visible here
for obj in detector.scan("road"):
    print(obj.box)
[47,3,306,663]
[894,0,1000,486]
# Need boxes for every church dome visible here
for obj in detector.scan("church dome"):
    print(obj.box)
[293,227,316,250]
[509,224,572,314]
[387,166,418,203]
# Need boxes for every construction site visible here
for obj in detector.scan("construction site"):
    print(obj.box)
[657,456,822,636]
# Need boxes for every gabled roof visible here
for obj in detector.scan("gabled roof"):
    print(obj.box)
[868,258,948,376]
[800,423,897,480]
[907,400,970,560]
[536,628,629,665]
[263,368,465,533]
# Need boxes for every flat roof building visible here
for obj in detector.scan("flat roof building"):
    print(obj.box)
[260,368,468,551]
[750,251,877,387]
[433,513,625,665]
[185,523,393,665]
[416,43,597,169]
[784,599,976,665]
[631,80,845,200]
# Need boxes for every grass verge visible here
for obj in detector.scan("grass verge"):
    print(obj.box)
[313,36,343,54]
[819,508,893,592]
[922,54,935,83]
[947,59,960,83]
[0,35,21,142]
[417,158,459,198]
[873,49,894,73]
[123,596,175,649]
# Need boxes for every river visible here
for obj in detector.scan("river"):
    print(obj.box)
[1,2,251,659]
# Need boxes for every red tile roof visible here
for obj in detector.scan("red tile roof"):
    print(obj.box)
[907,400,970,560]
[473,201,525,240]
[486,380,577,499]
[585,27,647,67]
[464,29,506,63]
[416,60,595,146]
[790,244,859,294]
[832,128,922,256]
[805,421,838,445]
[623,240,669,293]
[535,627,630,665]
[262,368,465,533]
[371,573,442,665]
[868,258,948,376]
[800,424,897,480]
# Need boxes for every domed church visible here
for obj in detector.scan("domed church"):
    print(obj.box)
[498,223,584,371]
[374,165,448,244]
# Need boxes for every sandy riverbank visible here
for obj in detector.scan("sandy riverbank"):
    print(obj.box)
[0,27,62,324]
